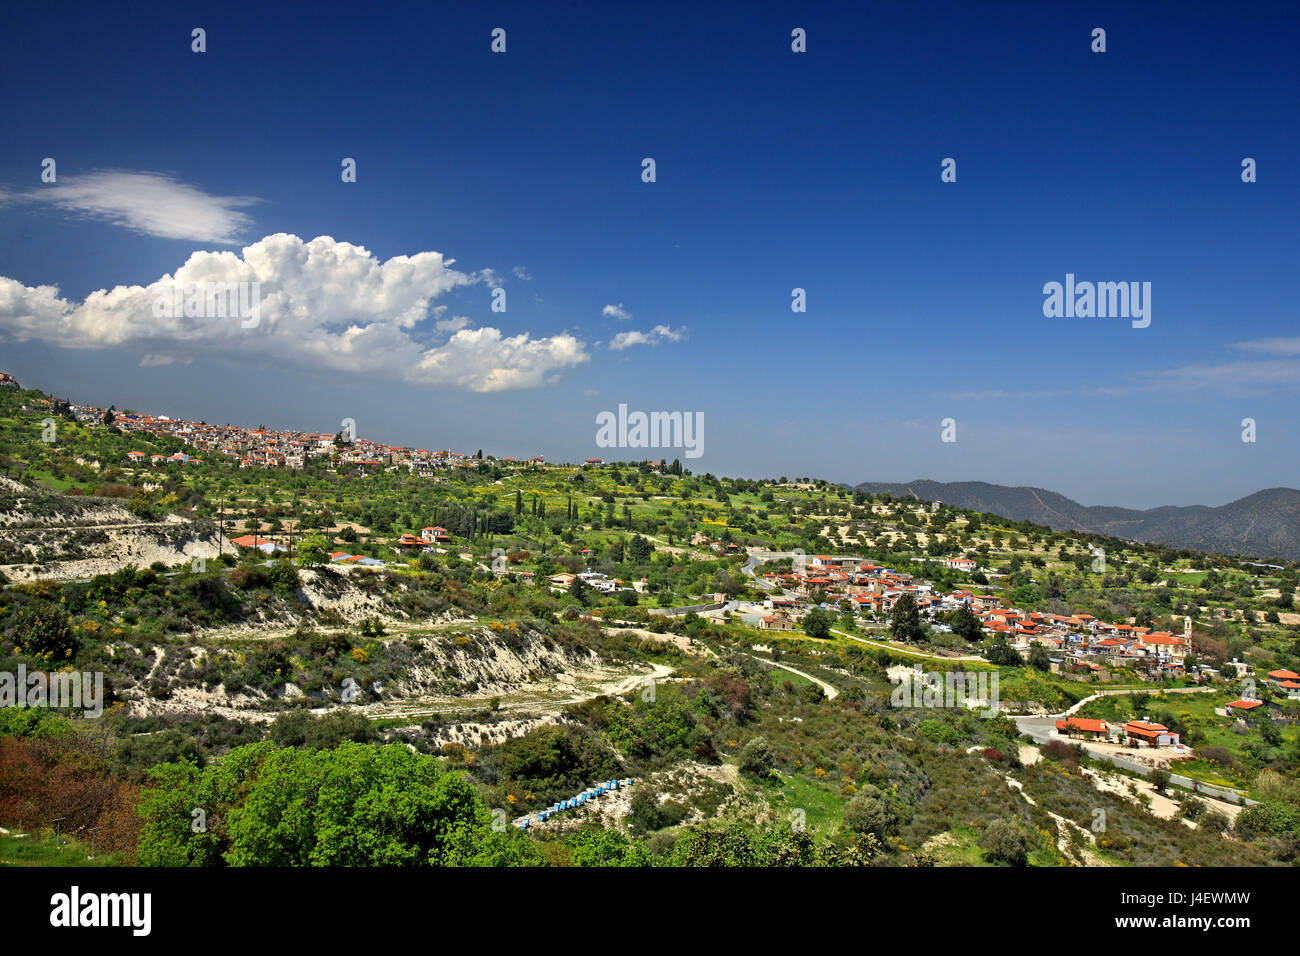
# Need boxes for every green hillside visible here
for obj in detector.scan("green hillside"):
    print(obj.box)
[2,382,1298,868]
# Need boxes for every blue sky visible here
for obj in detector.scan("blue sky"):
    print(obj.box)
[1,0,1296,508]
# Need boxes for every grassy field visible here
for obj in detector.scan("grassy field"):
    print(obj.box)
[762,772,846,838]
[0,830,123,867]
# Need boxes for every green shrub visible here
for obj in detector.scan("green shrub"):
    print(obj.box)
[268,710,376,749]
[980,819,1028,866]
[267,560,300,593]
[7,602,79,663]
[843,790,895,837]
[739,735,775,780]
[0,707,74,739]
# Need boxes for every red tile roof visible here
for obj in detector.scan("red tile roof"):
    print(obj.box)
[1056,717,1107,733]
[1123,720,1169,738]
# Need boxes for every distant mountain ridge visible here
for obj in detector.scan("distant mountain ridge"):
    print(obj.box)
[850,479,1300,561]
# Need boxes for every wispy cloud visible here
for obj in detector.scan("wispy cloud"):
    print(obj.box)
[0,233,589,392]
[949,337,1300,400]
[1144,357,1300,392]
[945,385,1134,401]
[1,170,258,243]
[1231,337,1300,356]
[512,266,532,281]
[609,324,686,350]
[602,303,632,321]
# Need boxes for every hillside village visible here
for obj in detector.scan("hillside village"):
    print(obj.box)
[767,555,1200,672]
[49,391,535,474]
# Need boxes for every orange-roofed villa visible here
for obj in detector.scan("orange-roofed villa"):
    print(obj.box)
[1123,720,1180,748]
[1055,717,1108,740]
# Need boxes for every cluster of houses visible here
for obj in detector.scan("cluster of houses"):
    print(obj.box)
[744,552,1299,751]
[756,554,940,630]
[979,610,1197,680]
[757,555,960,621]
[753,553,1221,684]
[33,395,543,475]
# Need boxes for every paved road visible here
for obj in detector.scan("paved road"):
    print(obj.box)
[742,550,787,588]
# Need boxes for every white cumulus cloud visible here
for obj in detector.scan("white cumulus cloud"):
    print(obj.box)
[602,303,632,321]
[0,233,589,392]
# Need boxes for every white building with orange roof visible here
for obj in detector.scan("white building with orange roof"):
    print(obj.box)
[1138,631,1188,659]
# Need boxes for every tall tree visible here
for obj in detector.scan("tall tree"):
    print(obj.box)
[948,604,983,642]
[802,607,832,640]
[889,594,923,642]
[629,534,653,563]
